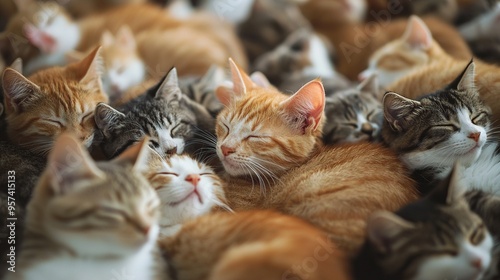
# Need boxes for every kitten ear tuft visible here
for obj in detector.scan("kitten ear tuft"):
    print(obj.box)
[383,92,421,132]
[94,103,125,137]
[228,58,253,96]
[367,211,414,253]
[403,16,433,50]
[281,79,325,134]
[47,133,105,195]
[75,46,104,91]
[450,60,475,92]
[2,68,41,113]
[113,136,152,171]
[155,67,182,100]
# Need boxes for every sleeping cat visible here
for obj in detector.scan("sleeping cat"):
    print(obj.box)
[138,152,229,237]
[9,134,168,280]
[94,67,215,160]
[213,59,419,254]
[323,74,384,144]
[2,47,107,155]
[160,210,352,280]
[352,164,494,280]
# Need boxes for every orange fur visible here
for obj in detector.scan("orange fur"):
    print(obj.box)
[161,210,352,280]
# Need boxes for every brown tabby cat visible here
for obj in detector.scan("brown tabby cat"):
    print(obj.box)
[2,47,108,155]
[161,210,352,280]
[213,59,419,255]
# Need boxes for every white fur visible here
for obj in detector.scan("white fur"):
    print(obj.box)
[343,112,380,143]
[156,155,223,237]
[168,0,195,19]
[25,52,68,76]
[302,35,336,78]
[349,0,368,22]
[103,59,146,97]
[156,126,185,155]
[461,142,500,194]
[402,108,487,177]
[414,234,493,280]
[202,0,255,24]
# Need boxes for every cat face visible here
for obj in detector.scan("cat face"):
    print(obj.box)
[359,16,440,88]
[35,134,160,257]
[95,68,213,159]
[2,47,107,155]
[140,152,227,228]
[365,165,493,280]
[101,26,146,98]
[323,75,383,144]
[215,59,325,179]
[382,61,491,174]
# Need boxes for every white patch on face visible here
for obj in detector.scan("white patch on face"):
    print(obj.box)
[402,108,487,174]
[349,0,367,22]
[461,142,500,194]
[104,59,146,96]
[35,10,80,53]
[155,126,185,155]
[414,234,493,280]
[302,34,336,78]
[343,112,380,143]
[155,155,220,236]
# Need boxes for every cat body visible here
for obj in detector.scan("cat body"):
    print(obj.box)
[9,134,167,280]
[214,60,418,254]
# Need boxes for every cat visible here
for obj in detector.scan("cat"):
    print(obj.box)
[213,59,419,254]
[323,74,384,144]
[8,133,168,280]
[0,57,22,141]
[138,152,229,237]
[160,210,352,280]
[2,47,108,156]
[359,15,471,87]
[94,67,215,161]
[352,164,494,280]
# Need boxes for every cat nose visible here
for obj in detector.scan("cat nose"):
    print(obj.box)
[166,147,177,155]
[361,123,373,135]
[185,174,200,187]
[471,258,482,269]
[468,132,481,142]
[221,145,235,157]
[142,226,150,235]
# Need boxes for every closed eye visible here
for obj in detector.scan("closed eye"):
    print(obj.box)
[42,119,64,127]
[432,124,459,132]
[223,123,230,132]
[471,112,487,125]
[343,123,358,129]
[81,112,93,123]
[199,173,213,176]
[158,172,178,176]
[150,140,160,148]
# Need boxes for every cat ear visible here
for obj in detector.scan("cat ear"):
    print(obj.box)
[402,16,432,50]
[367,211,414,253]
[448,60,475,92]
[250,71,273,88]
[116,26,136,51]
[47,133,105,195]
[358,73,382,99]
[228,58,253,96]
[112,136,152,172]
[74,46,104,91]
[10,58,23,73]
[383,92,422,132]
[215,81,235,106]
[199,65,226,89]
[430,162,466,206]
[155,67,182,100]
[2,68,41,113]
[94,103,125,137]
[101,30,114,47]
[281,79,325,134]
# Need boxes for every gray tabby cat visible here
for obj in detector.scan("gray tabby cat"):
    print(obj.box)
[94,67,215,160]
[9,134,168,280]
[353,165,494,280]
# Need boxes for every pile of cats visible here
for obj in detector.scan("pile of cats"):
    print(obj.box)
[1,0,500,279]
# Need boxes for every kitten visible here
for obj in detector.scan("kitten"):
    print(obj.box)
[352,165,493,280]
[94,68,215,160]
[139,152,229,237]
[213,59,419,254]
[160,210,352,280]
[360,16,471,87]
[323,74,384,144]
[9,134,167,280]
[381,61,497,193]
[2,47,107,156]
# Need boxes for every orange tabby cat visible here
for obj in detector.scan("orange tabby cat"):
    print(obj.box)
[161,210,352,280]
[2,47,107,155]
[213,59,419,255]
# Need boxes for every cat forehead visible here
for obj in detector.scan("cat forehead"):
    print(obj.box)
[166,155,206,172]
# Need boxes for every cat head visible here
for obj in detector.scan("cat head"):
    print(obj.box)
[95,67,214,159]
[2,47,107,155]
[100,26,146,98]
[138,152,228,230]
[381,61,491,174]
[364,165,493,280]
[359,16,445,88]
[30,133,160,257]
[323,74,383,144]
[215,59,325,179]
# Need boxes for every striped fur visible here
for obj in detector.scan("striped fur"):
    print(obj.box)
[10,134,167,280]
[1,47,107,156]
[215,60,418,254]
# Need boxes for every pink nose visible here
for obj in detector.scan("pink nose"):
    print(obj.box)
[185,174,200,187]
[468,132,480,142]
[221,145,235,157]
[471,258,482,269]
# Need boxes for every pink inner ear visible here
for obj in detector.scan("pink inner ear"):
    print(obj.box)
[24,24,56,53]
[403,16,432,50]
[284,80,325,133]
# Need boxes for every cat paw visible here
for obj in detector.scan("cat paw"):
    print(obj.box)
[24,23,57,54]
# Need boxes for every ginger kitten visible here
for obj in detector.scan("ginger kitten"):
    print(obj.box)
[213,59,419,254]
[9,134,167,280]
[2,47,107,155]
